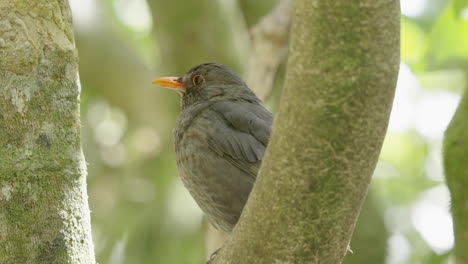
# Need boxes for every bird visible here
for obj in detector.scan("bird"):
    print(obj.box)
[152,63,273,233]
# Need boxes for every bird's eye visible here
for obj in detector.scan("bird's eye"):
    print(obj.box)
[192,75,205,87]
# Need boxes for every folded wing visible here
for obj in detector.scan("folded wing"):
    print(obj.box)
[207,100,273,178]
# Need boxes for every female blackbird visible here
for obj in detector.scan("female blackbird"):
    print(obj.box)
[153,63,272,233]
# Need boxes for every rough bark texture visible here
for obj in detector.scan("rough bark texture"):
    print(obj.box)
[213,0,400,263]
[444,81,468,264]
[0,1,95,263]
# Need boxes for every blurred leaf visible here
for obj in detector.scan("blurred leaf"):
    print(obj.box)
[380,133,427,174]
[401,17,427,67]
[452,0,468,17]
[425,5,468,69]
[416,69,467,93]
[375,133,436,205]
[406,229,442,264]
[426,250,452,264]
[98,0,158,70]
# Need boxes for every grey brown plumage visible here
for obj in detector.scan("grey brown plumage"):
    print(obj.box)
[153,63,273,232]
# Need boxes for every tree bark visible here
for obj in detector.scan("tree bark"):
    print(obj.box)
[444,79,468,264]
[213,0,400,263]
[0,1,95,263]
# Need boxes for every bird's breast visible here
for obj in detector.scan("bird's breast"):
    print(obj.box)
[173,110,253,232]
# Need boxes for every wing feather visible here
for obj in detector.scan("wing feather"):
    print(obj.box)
[207,101,273,178]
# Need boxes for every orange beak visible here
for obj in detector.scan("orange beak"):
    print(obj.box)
[152,77,187,93]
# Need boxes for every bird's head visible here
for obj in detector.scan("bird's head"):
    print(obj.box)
[152,63,259,109]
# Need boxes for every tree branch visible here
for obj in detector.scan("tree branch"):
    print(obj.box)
[443,75,468,264]
[213,0,400,263]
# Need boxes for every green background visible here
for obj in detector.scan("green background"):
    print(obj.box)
[70,0,468,263]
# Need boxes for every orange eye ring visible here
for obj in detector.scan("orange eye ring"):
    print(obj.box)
[192,74,206,87]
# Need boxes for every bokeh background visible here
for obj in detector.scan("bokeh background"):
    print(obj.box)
[69,0,467,263]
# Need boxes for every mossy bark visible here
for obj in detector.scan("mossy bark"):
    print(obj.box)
[214,0,400,263]
[0,1,95,263]
[444,82,468,264]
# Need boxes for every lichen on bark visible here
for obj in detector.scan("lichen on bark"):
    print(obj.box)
[0,1,95,263]
[213,0,400,263]
[443,81,468,264]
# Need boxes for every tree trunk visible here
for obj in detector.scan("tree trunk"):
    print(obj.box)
[0,1,95,263]
[214,0,400,263]
[444,79,468,264]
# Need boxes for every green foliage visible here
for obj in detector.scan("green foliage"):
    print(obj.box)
[425,6,468,69]
[401,18,427,67]
[452,0,468,17]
